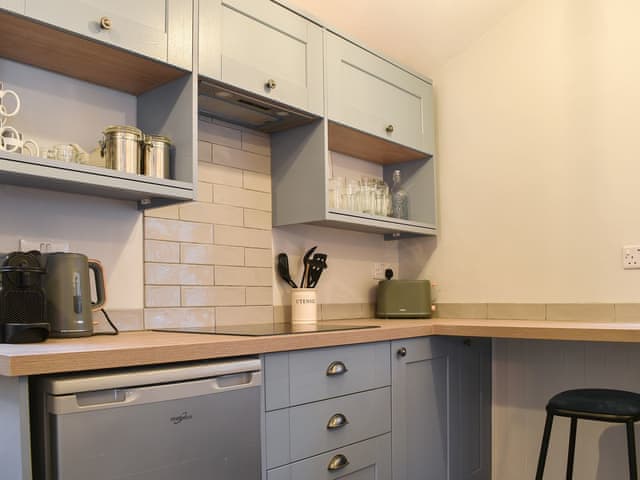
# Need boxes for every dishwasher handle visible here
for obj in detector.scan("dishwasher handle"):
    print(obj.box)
[48,370,262,415]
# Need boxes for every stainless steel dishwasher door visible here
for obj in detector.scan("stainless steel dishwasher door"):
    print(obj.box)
[40,359,261,480]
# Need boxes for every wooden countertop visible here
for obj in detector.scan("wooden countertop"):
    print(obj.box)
[2,318,640,376]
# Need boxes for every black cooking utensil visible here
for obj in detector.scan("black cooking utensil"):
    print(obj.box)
[277,253,297,288]
[307,253,328,288]
[300,245,317,288]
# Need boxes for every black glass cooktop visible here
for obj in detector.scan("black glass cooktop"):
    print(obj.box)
[154,323,379,337]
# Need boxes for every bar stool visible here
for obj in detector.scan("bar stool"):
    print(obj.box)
[535,388,640,479]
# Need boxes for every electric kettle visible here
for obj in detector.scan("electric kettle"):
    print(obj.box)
[41,253,105,337]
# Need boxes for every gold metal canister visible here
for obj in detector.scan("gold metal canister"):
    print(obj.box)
[142,134,172,179]
[100,125,143,174]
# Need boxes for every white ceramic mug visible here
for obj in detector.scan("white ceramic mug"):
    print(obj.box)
[0,125,21,152]
[291,288,318,325]
[0,87,21,124]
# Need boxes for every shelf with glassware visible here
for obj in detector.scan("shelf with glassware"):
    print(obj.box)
[0,8,196,208]
[271,119,437,238]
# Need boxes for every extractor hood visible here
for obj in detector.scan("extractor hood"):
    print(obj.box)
[198,79,318,133]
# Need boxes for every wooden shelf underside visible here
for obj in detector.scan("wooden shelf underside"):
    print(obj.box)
[0,10,187,95]
[328,121,430,165]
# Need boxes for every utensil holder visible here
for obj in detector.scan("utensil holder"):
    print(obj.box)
[291,288,317,325]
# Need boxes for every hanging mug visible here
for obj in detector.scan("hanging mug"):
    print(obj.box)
[0,86,20,126]
[0,125,21,153]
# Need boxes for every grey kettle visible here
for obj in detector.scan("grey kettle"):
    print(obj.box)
[42,253,105,337]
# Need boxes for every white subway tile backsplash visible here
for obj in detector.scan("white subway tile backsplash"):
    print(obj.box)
[144,240,180,263]
[196,182,213,203]
[180,244,245,266]
[246,287,273,305]
[214,184,271,211]
[198,140,212,163]
[144,308,215,329]
[199,120,242,149]
[179,202,243,226]
[213,144,270,174]
[145,217,213,243]
[215,305,273,326]
[243,171,271,193]
[244,209,272,230]
[145,286,181,307]
[245,248,273,268]
[214,225,272,248]
[181,286,245,306]
[215,266,272,286]
[242,130,270,156]
[145,263,214,285]
[198,162,243,187]
[144,204,180,220]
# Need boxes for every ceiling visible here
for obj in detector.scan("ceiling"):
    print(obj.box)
[284,0,527,77]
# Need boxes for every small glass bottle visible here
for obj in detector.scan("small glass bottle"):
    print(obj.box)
[390,169,408,219]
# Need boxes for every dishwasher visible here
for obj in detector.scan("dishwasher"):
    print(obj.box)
[30,357,262,480]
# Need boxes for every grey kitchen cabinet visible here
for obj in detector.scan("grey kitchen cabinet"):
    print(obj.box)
[391,336,492,480]
[23,0,193,70]
[0,5,197,207]
[199,0,323,116]
[263,343,391,480]
[325,31,435,156]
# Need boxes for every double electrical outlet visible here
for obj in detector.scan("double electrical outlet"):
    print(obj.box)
[623,245,640,269]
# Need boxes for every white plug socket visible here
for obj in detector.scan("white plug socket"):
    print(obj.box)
[19,238,69,253]
[622,245,640,269]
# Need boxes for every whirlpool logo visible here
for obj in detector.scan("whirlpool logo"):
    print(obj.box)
[170,411,193,424]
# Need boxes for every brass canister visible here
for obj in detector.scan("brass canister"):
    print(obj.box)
[100,125,143,174]
[142,134,172,179]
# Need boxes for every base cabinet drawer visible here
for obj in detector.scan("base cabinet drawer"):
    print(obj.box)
[267,433,391,480]
[266,387,391,468]
[264,342,391,410]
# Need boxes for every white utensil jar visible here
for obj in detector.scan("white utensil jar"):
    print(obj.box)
[291,288,317,325]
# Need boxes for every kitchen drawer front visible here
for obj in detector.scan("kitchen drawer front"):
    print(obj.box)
[199,0,324,115]
[264,342,391,410]
[266,387,391,469]
[24,0,170,63]
[267,433,391,480]
[326,31,434,155]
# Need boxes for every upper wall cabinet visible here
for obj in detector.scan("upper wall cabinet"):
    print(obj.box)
[0,0,22,13]
[22,0,192,70]
[325,31,434,156]
[199,0,323,116]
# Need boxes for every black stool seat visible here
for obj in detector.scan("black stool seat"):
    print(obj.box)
[548,388,640,420]
[536,388,640,480]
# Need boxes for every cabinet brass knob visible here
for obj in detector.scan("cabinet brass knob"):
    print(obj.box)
[100,16,112,30]
[265,79,277,90]
[386,124,394,133]
[397,347,407,357]
[327,454,350,471]
[327,413,349,430]
[326,360,348,376]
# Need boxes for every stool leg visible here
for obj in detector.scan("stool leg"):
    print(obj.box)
[626,421,638,480]
[536,411,555,480]
[566,417,577,480]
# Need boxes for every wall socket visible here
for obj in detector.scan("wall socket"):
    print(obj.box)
[622,245,640,269]
[372,262,396,280]
[19,238,69,253]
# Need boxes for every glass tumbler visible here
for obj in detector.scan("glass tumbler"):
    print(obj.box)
[328,176,345,210]
[342,178,360,212]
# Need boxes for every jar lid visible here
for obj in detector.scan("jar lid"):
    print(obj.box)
[144,134,172,144]
[103,125,143,137]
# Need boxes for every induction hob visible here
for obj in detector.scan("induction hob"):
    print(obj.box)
[154,323,379,336]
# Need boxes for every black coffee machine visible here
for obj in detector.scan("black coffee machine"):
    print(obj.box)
[0,251,49,343]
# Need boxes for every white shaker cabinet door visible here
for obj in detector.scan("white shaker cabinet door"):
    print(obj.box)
[24,0,172,63]
[326,31,434,155]
[199,0,323,115]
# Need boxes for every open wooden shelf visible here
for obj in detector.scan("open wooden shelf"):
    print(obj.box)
[328,121,430,165]
[0,10,187,95]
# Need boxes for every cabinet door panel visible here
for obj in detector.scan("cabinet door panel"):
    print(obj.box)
[326,32,434,154]
[25,0,168,61]
[203,0,323,115]
[392,337,452,480]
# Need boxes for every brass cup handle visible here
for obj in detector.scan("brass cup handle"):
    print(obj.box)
[386,124,394,133]
[265,79,277,90]
[326,360,348,376]
[327,454,350,471]
[327,413,349,430]
[100,16,112,30]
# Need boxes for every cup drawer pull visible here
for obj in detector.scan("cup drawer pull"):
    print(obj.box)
[327,413,349,430]
[326,361,348,376]
[327,454,350,471]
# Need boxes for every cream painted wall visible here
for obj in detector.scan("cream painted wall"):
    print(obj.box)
[401,0,640,302]
[0,59,143,310]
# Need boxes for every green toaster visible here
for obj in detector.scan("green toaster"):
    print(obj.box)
[376,280,432,319]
